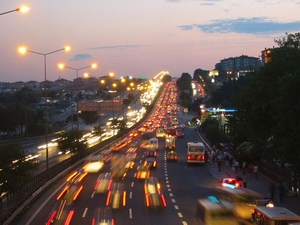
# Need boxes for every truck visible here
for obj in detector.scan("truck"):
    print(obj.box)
[110,155,128,179]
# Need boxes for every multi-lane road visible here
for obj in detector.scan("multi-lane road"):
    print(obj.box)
[18,81,219,225]
[19,115,219,225]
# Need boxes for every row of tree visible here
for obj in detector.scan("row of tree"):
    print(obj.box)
[175,33,300,180]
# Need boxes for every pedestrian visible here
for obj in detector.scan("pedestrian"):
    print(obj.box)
[234,160,239,174]
[253,165,258,179]
[217,155,222,172]
[247,164,253,180]
[278,182,285,203]
[242,161,247,175]
[229,154,233,167]
[269,182,276,201]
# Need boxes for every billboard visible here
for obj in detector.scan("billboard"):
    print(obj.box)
[78,101,122,111]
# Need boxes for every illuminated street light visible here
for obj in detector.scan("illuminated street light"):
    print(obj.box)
[58,63,98,130]
[0,5,30,16]
[18,45,70,176]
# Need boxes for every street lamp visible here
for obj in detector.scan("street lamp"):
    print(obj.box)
[58,63,97,130]
[18,45,71,175]
[0,5,30,16]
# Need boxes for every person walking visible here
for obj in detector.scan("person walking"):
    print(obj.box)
[253,165,259,179]
[242,161,246,175]
[269,182,276,201]
[247,164,253,180]
[217,155,222,172]
[278,182,285,203]
[234,160,239,174]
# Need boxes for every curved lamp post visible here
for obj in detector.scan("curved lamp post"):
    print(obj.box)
[58,63,97,130]
[0,5,29,16]
[18,46,71,175]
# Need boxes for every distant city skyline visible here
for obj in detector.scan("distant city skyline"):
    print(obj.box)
[1,0,300,82]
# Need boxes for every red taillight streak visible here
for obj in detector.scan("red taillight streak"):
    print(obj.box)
[106,191,112,206]
[66,171,78,182]
[91,218,96,225]
[145,194,151,207]
[161,195,167,207]
[123,191,126,206]
[64,210,74,225]
[107,179,113,190]
[94,180,100,190]
[46,210,57,225]
[78,172,88,182]
[57,185,69,200]
[73,186,83,200]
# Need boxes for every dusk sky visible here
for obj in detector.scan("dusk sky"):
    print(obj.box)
[1,0,300,82]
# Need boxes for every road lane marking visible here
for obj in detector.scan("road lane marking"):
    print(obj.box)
[169,193,173,197]
[182,222,188,225]
[91,191,95,198]
[178,212,183,217]
[131,182,134,187]
[171,199,176,203]
[174,205,179,209]
[129,208,133,218]
[168,188,171,191]
[82,208,88,217]
[130,191,132,199]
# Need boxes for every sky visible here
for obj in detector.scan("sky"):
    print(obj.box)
[1,0,300,82]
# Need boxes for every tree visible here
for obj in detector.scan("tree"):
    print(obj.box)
[80,111,99,125]
[0,143,39,195]
[232,32,300,172]
[57,130,87,159]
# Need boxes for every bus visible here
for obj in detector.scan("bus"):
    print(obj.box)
[187,142,205,164]
[195,196,239,225]
[251,206,300,225]
[215,186,264,223]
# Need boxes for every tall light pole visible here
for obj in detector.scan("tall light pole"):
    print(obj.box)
[58,63,97,130]
[18,46,71,175]
[0,5,29,16]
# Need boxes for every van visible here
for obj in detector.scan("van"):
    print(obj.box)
[148,138,159,150]
[195,196,239,225]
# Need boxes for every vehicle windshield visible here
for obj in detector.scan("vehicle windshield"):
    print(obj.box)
[189,146,204,152]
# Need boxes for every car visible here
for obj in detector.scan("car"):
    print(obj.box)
[144,157,157,169]
[167,151,178,161]
[94,173,113,193]
[91,207,114,225]
[144,177,167,209]
[146,149,157,157]
[156,128,165,138]
[220,177,243,188]
[136,165,151,179]
[106,183,126,209]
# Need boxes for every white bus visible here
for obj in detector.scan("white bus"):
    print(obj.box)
[195,196,239,225]
[187,142,205,163]
[215,186,263,223]
[251,206,300,225]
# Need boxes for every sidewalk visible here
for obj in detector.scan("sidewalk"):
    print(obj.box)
[209,161,300,215]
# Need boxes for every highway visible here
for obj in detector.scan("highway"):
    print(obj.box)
[19,118,216,225]
[18,81,220,225]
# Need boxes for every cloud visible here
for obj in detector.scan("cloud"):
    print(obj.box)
[91,44,144,50]
[178,17,300,34]
[70,53,92,61]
